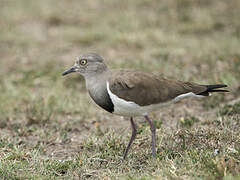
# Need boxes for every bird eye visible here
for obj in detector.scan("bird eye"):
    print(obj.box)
[80,59,87,66]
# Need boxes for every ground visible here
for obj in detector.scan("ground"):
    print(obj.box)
[0,0,240,179]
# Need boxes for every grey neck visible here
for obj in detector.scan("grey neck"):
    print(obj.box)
[85,69,108,90]
[84,69,114,113]
[83,63,108,80]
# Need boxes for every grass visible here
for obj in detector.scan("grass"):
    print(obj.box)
[0,0,240,179]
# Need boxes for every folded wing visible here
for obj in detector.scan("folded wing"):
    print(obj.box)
[108,70,227,106]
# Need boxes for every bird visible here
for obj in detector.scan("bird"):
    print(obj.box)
[62,52,228,159]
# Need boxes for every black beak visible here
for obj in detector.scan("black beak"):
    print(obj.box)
[62,66,77,76]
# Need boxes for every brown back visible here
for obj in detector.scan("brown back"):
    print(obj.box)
[108,69,207,106]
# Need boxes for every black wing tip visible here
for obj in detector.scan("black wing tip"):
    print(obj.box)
[197,84,229,96]
[210,89,230,93]
[205,84,228,89]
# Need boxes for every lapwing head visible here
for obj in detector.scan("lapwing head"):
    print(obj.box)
[62,53,107,77]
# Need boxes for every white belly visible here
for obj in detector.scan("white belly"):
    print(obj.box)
[106,81,201,116]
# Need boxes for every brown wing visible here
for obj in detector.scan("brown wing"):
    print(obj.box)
[108,69,207,106]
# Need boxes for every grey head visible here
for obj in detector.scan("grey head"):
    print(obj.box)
[62,52,114,113]
[62,53,108,78]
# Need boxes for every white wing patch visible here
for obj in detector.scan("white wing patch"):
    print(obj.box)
[107,81,143,116]
[106,81,204,116]
[173,92,202,102]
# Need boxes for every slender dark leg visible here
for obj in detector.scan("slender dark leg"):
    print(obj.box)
[123,117,137,160]
[144,115,156,158]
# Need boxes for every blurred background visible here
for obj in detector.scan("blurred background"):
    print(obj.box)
[0,0,239,179]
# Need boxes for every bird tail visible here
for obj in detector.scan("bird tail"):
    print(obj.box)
[197,84,229,96]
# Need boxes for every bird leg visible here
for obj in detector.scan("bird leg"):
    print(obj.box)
[123,117,137,160]
[144,115,156,158]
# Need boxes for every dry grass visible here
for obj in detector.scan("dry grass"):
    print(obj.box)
[0,0,240,179]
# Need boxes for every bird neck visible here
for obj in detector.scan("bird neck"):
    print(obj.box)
[85,68,109,91]
[84,63,108,79]
[84,69,114,113]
